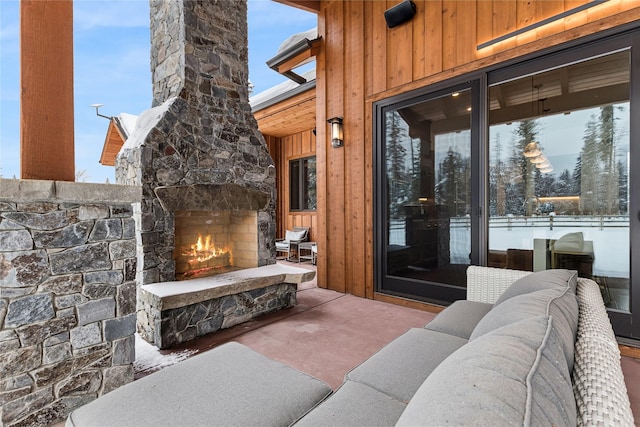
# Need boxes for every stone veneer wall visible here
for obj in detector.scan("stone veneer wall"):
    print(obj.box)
[116,0,276,287]
[0,179,141,427]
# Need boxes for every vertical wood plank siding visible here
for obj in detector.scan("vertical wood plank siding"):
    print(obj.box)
[308,0,640,297]
[266,130,317,243]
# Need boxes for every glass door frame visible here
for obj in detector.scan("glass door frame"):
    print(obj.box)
[373,79,483,305]
[373,26,640,339]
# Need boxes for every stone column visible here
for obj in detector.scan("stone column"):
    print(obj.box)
[20,0,75,181]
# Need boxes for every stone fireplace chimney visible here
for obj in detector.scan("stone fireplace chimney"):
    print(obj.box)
[116,0,276,285]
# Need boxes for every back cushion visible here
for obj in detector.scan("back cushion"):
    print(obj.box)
[494,269,577,306]
[470,287,578,369]
[396,316,576,427]
[285,229,306,241]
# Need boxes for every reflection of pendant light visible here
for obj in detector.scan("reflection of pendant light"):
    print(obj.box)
[523,142,541,158]
[536,160,551,169]
[531,153,547,164]
[539,165,553,174]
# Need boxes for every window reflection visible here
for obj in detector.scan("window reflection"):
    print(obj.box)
[488,50,630,311]
[384,90,472,288]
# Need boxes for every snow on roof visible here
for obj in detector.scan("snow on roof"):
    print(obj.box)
[249,68,316,110]
[277,27,318,54]
[118,113,138,138]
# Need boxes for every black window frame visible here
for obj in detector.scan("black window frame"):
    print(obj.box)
[289,155,317,212]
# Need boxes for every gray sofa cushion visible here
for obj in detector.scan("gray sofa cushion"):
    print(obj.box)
[494,268,577,306]
[396,316,576,427]
[66,342,332,427]
[424,300,492,339]
[345,328,467,403]
[470,287,578,369]
[294,380,406,426]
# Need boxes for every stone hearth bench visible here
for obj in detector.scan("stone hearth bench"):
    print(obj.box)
[138,264,315,348]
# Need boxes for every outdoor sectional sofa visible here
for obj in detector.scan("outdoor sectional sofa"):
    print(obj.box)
[66,266,634,426]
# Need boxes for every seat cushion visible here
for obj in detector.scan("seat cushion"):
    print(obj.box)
[345,328,467,403]
[396,316,576,427]
[494,269,577,306]
[66,342,332,427]
[470,287,578,369]
[424,300,492,340]
[294,380,406,427]
[276,241,289,250]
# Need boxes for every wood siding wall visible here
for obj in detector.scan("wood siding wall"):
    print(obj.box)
[315,0,640,297]
[266,129,318,242]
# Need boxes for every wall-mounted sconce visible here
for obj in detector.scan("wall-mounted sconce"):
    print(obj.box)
[328,117,343,148]
[384,0,416,28]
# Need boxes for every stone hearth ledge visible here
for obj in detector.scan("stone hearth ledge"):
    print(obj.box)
[0,178,142,203]
[140,263,315,311]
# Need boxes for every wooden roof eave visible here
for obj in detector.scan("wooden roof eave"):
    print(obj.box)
[272,0,320,14]
[99,119,127,167]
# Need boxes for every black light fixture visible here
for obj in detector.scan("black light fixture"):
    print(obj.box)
[384,0,416,29]
[327,117,343,148]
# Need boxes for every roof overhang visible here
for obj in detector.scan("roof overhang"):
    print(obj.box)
[266,36,321,84]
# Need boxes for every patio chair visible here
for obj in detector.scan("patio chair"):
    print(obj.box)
[276,227,309,261]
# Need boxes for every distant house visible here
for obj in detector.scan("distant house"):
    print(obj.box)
[99,113,138,166]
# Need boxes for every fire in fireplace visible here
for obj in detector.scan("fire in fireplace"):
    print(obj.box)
[173,210,258,280]
[180,233,230,276]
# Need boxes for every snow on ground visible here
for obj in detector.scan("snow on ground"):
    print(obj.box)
[134,333,198,376]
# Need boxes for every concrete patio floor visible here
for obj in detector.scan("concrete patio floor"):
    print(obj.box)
[55,261,640,425]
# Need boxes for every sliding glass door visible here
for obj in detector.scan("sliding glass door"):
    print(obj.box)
[375,84,477,304]
[374,29,639,338]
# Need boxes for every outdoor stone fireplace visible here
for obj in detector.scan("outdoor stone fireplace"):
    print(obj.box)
[115,0,311,348]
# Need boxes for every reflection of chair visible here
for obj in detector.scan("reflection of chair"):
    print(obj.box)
[551,232,594,278]
[276,227,309,261]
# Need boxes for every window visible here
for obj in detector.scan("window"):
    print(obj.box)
[290,156,316,211]
[488,50,631,311]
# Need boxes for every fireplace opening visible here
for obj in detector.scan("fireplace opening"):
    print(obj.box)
[173,210,258,280]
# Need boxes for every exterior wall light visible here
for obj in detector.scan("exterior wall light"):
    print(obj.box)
[328,117,343,148]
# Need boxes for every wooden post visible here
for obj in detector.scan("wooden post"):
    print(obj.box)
[20,0,75,181]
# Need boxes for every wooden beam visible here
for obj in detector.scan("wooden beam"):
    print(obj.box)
[20,0,75,181]
[273,0,320,14]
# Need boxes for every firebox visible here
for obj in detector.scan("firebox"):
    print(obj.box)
[173,210,258,280]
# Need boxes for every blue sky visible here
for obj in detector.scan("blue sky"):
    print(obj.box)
[0,0,316,183]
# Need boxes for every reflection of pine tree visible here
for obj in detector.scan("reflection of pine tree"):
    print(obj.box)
[599,105,619,214]
[579,106,622,215]
[436,148,469,217]
[508,120,539,215]
[490,134,506,216]
[386,112,409,217]
[572,155,582,196]
[305,158,317,210]
[555,169,574,197]
[580,117,599,214]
